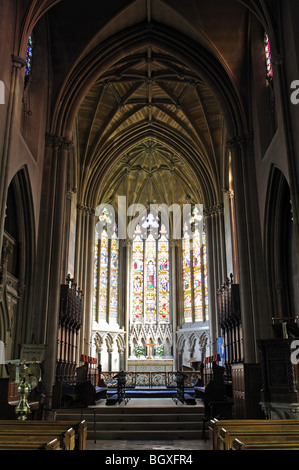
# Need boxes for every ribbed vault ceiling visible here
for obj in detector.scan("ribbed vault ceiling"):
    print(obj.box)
[76,44,225,209]
[40,0,269,211]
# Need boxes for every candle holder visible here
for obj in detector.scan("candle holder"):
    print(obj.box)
[15,361,31,420]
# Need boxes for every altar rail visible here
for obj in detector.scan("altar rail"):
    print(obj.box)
[100,371,201,389]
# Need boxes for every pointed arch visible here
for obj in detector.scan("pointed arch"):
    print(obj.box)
[1,167,35,357]
[264,166,299,326]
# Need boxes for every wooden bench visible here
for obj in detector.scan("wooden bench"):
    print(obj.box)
[0,428,75,450]
[0,439,62,450]
[0,420,87,450]
[0,427,75,450]
[209,418,299,450]
[45,438,62,450]
[219,423,299,450]
[232,437,299,450]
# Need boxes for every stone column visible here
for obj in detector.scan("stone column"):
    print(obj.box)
[83,208,95,356]
[124,238,132,366]
[204,204,225,353]
[227,133,270,362]
[176,239,184,329]
[0,55,26,262]
[61,190,73,277]
[227,189,239,283]
[118,239,125,329]
[204,212,216,352]
[74,205,83,284]
[77,206,87,356]
[170,239,178,368]
[43,134,73,409]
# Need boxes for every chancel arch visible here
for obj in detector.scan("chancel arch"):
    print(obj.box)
[2,0,299,435]
[13,1,282,408]
[57,20,254,378]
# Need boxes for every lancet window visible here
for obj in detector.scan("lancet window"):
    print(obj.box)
[264,33,273,81]
[24,34,33,87]
[93,208,119,323]
[182,207,208,323]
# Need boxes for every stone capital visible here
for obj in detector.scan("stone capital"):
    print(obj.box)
[45,132,73,152]
[226,132,254,149]
[203,203,224,217]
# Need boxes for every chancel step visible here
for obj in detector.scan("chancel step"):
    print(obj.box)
[54,403,204,440]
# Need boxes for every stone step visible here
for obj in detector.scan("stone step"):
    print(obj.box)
[89,413,202,422]
[92,421,202,431]
[57,414,203,424]
[88,429,203,440]
[54,403,205,440]
[54,405,204,417]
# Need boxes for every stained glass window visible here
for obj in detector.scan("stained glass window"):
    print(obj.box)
[158,225,169,322]
[193,228,203,321]
[109,225,119,322]
[24,34,33,86]
[264,33,273,81]
[183,224,192,322]
[132,225,144,322]
[203,229,208,314]
[93,208,119,324]
[93,232,99,317]
[131,216,170,324]
[145,234,157,322]
[182,208,208,323]
[99,228,109,321]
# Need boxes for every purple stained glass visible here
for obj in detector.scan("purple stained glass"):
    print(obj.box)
[25,34,33,78]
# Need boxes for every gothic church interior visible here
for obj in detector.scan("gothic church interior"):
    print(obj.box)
[0,0,299,448]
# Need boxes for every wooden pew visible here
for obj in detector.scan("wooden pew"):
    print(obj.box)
[0,429,75,450]
[0,428,75,450]
[0,420,87,450]
[219,424,299,450]
[46,438,62,450]
[208,418,299,450]
[0,439,62,450]
[232,437,299,450]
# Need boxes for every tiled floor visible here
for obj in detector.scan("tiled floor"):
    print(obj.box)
[86,439,210,450]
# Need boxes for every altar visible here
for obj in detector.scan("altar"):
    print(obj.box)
[127,358,174,373]
[126,358,174,388]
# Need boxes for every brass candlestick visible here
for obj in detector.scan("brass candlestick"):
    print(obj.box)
[15,361,31,421]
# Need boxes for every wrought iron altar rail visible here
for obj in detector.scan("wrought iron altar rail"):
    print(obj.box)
[100,371,201,389]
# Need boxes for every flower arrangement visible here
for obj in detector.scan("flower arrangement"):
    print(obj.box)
[133,345,146,357]
[155,345,165,357]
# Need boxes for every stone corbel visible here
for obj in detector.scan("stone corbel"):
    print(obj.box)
[11,55,26,69]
